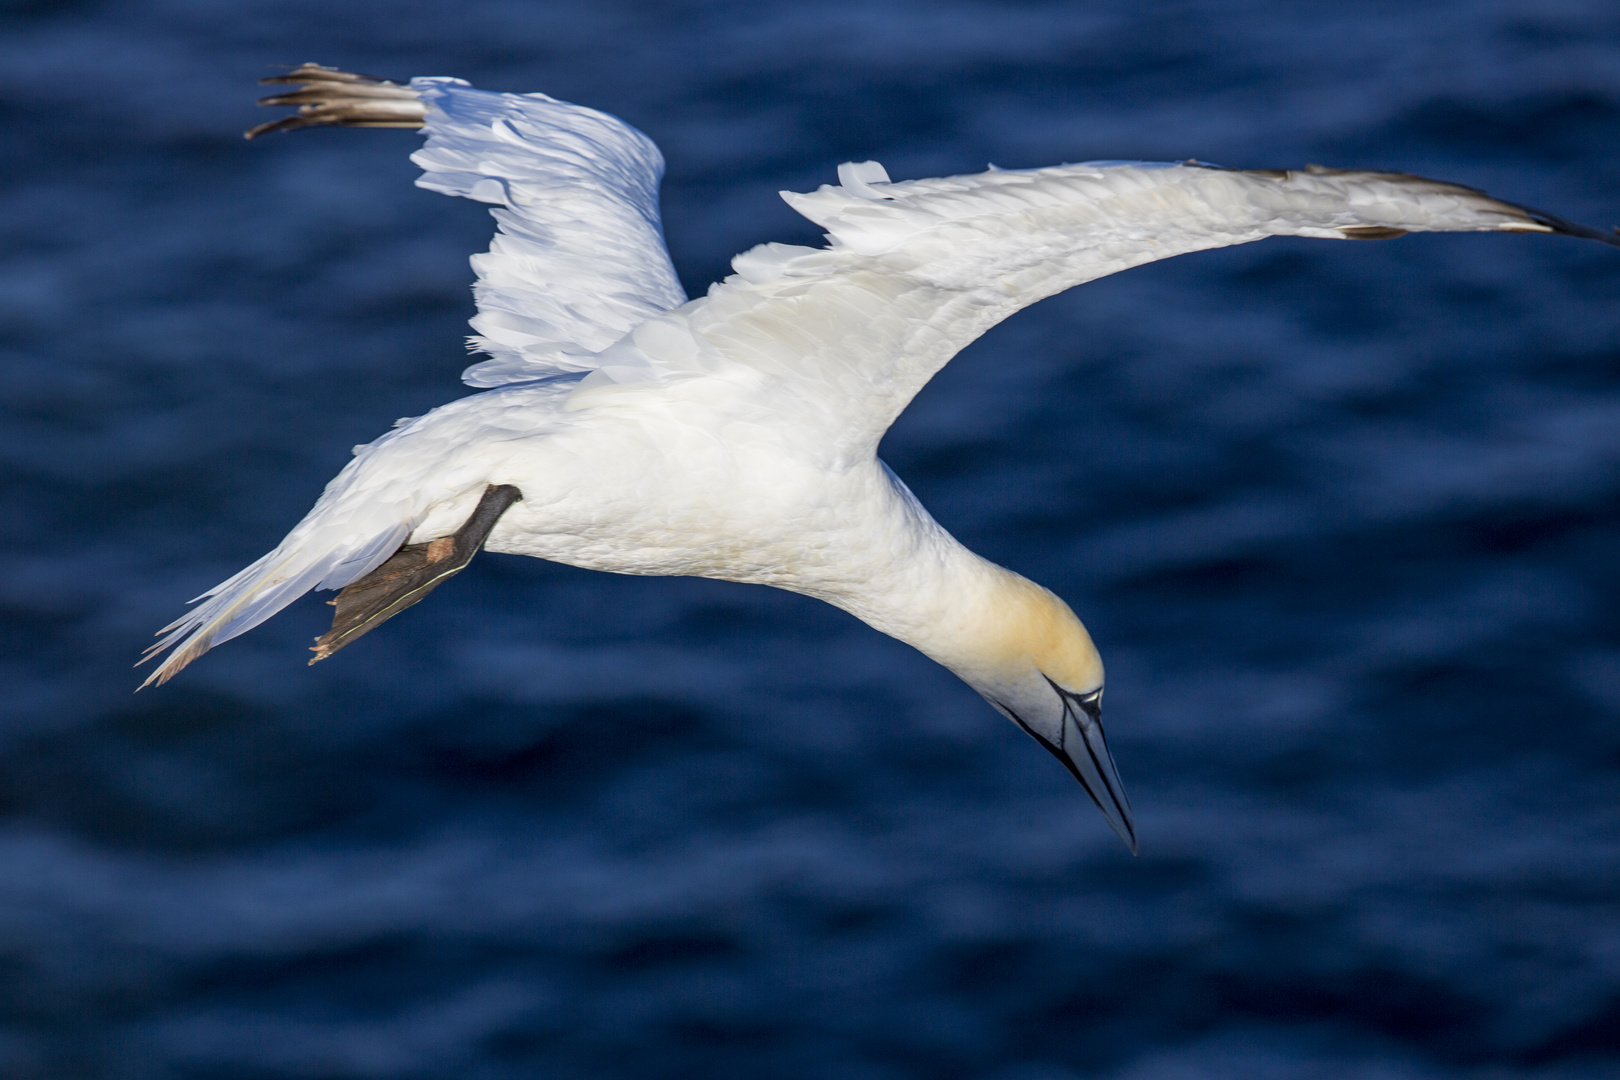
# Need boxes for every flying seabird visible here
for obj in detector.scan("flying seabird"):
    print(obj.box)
[142,64,1620,851]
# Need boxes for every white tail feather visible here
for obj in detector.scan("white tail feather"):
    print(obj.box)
[139,520,412,687]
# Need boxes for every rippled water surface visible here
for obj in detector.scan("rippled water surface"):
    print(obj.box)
[2,1,1619,1076]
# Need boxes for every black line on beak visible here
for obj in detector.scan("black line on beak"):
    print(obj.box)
[989,686,1138,854]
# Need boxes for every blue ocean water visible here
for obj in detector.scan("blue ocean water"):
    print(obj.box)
[1,1,1618,1076]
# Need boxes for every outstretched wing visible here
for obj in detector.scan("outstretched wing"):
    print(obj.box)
[250,65,687,387]
[143,69,689,687]
[411,77,687,386]
[576,160,1616,465]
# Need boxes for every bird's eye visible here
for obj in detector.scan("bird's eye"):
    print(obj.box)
[1067,685,1103,721]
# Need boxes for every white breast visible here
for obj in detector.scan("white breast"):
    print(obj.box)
[460,390,934,595]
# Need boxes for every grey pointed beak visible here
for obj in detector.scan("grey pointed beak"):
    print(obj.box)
[985,679,1139,853]
[1049,683,1137,854]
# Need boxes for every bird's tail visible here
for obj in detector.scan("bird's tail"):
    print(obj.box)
[138,498,415,688]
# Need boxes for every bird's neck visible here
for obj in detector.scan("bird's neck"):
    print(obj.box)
[815,470,1102,694]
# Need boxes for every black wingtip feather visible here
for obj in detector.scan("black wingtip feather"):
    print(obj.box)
[1522,207,1620,248]
[246,63,424,139]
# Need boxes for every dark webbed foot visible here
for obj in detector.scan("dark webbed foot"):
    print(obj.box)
[310,484,522,663]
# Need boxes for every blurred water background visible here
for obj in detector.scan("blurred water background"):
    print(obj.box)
[2,0,1619,1076]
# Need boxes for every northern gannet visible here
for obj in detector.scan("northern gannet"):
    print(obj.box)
[142,64,1620,852]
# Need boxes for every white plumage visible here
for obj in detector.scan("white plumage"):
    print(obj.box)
[146,65,1619,850]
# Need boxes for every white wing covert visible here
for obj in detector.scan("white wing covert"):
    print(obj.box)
[578,160,1612,465]
[409,77,687,387]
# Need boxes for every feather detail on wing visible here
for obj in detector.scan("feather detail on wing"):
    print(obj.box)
[408,79,688,387]
[570,159,1616,464]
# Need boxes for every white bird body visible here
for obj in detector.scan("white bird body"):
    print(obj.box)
[145,66,1620,850]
